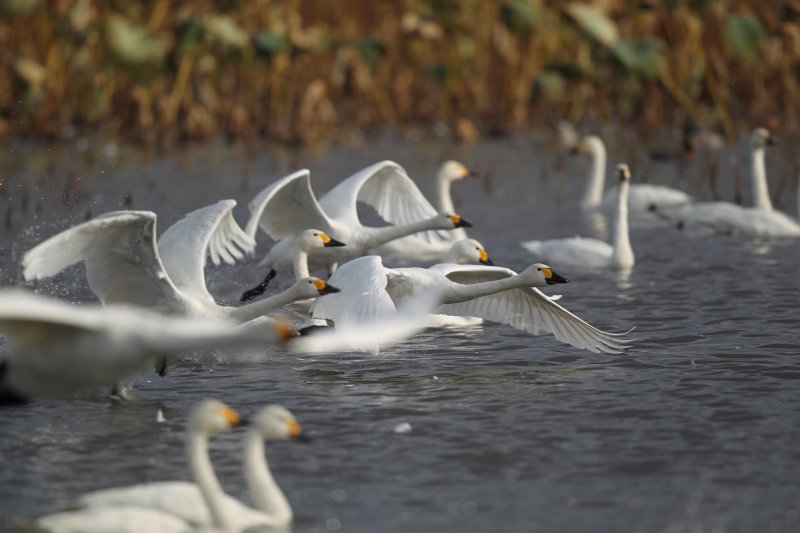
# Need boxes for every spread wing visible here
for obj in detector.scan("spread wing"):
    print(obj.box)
[158,200,255,303]
[310,256,396,325]
[245,169,334,241]
[432,264,631,354]
[319,160,448,243]
[23,211,183,308]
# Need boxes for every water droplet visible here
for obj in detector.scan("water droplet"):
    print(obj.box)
[394,422,412,434]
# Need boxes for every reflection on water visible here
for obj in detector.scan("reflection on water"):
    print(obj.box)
[1,138,799,533]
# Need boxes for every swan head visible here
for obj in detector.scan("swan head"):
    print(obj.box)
[297,229,346,252]
[189,399,241,435]
[438,212,473,229]
[520,263,569,286]
[447,238,493,265]
[251,404,306,442]
[750,128,776,149]
[571,135,605,157]
[296,276,341,298]
[617,164,631,184]
[437,161,476,183]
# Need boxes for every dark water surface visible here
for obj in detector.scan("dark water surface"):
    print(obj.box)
[1,136,799,533]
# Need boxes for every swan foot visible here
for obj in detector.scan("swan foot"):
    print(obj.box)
[154,356,167,377]
[240,269,277,302]
[298,319,335,336]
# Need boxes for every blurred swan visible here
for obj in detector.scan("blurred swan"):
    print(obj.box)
[311,257,631,354]
[0,290,289,403]
[671,128,800,237]
[76,404,304,529]
[241,228,346,301]
[33,400,245,532]
[521,164,635,268]
[372,161,478,261]
[241,162,471,294]
[23,205,340,324]
[576,135,691,212]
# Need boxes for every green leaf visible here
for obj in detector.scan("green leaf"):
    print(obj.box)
[726,13,767,58]
[179,19,205,52]
[205,15,249,50]
[500,0,543,37]
[252,30,286,56]
[105,16,171,66]
[0,0,38,16]
[612,39,663,78]
[533,70,565,99]
[357,37,386,70]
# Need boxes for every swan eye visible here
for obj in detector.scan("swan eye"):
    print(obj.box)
[537,267,541,271]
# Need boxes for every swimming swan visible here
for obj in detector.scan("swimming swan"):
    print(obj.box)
[23,204,340,324]
[311,257,631,354]
[241,163,472,293]
[672,128,800,237]
[75,404,305,529]
[575,135,691,212]
[0,291,288,403]
[521,164,635,268]
[33,400,247,532]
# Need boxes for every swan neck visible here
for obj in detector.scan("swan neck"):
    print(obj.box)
[437,176,455,213]
[244,431,293,524]
[611,186,634,267]
[231,287,299,323]
[292,250,310,280]
[187,431,233,531]
[751,146,773,211]
[365,217,444,247]
[444,275,524,304]
[581,144,606,208]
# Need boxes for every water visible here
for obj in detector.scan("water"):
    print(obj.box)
[1,135,799,533]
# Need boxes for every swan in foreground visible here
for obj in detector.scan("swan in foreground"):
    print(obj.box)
[670,128,800,237]
[0,291,290,404]
[23,205,341,324]
[33,400,247,532]
[75,404,305,529]
[311,257,631,354]
[521,164,635,268]
[241,162,471,297]
[371,160,479,261]
[575,135,691,212]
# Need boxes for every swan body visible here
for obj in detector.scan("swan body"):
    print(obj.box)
[35,400,245,532]
[576,135,691,212]
[22,204,339,324]
[311,256,631,354]
[522,164,635,268]
[673,129,800,237]
[0,290,283,403]
[76,405,303,529]
[245,163,470,277]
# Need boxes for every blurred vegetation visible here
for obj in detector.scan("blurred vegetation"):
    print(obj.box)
[0,0,797,146]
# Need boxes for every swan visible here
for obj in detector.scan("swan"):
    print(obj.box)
[521,164,635,268]
[671,128,800,237]
[0,290,290,403]
[22,205,341,324]
[575,135,691,212]
[75,404,305,529]
[240,163,472,297]
[311,257,631,354]
[371,160,478,261]
[32,400,248,532]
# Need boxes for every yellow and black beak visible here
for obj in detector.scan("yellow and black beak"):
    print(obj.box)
[313,279,341,295]
[320,233,346,247]
[221,405,241,428]
[449,214,473,228]
[767,133,778,146]
[569,142,585,155]
[478,248,493,266]
[542,267,569,285]
[287,419,311,442]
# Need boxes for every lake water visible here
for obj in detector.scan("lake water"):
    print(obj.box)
[0,133,799,533]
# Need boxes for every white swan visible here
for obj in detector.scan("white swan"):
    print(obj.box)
[521,164,634,268]
[0,290,288,403]
[33,400,246,532]
[672,128,800,237]
[242,162,471,283]
[575,135,691,212]
[372,160,478,261]
[23,205,340,324]
[311,257,631,354]
[75,404,304,529]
